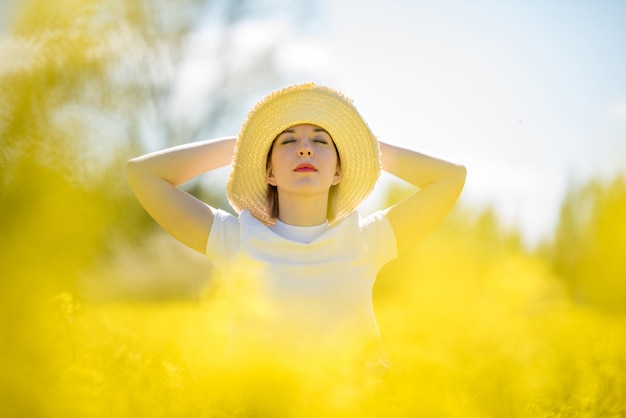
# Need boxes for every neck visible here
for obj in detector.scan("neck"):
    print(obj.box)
[276,191,329,226]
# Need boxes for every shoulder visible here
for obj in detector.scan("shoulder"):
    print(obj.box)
[211,208,240,233]
[358,210,398,266]
[359,209,391,229]
[331,210,394,236]
[206,208,240,262]
[210,208,279,250]
[335,210,398,257]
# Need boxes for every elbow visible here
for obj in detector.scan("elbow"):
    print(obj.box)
[456,164,467,192]
[125,157,145,182]
[125,158,137,178]
[450,164,467,193]
[457,164,467,182]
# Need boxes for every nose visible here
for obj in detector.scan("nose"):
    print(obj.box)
[297,139,314,157]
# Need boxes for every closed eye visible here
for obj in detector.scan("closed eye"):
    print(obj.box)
[313,136,330,144]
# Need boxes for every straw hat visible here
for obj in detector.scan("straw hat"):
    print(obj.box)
[226,83,380,225]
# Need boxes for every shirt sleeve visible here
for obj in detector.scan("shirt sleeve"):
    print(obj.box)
[360,210,398,270]
[205,209,240,271]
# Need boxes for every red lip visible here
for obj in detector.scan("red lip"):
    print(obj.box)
[294,163,317,172]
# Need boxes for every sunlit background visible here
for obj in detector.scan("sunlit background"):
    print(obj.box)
[173,0,626,247]
[1,0,625,416]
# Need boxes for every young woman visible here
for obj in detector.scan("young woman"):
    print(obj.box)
[127,83,466,369]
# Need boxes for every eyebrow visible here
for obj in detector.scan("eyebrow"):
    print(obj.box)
[280,127,329,135]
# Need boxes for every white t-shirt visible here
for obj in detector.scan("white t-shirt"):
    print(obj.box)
[206,209,397,367]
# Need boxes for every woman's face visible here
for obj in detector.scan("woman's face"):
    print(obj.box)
[266,124,342,195]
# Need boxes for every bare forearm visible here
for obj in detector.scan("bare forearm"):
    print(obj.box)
[127,136,236,186]
[379,140,466,253]
[379,141,466,188]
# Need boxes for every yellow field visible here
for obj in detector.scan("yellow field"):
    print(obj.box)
[3,228,625,417]
[2,2,625,412]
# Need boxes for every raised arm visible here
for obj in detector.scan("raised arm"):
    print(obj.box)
[126,137,236,253]
[379,141,466,255]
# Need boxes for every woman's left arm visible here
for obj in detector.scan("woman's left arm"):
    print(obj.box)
[379,141,467,255]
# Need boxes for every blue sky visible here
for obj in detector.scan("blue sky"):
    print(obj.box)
[273,0,626,245]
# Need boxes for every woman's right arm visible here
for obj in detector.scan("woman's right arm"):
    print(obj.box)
[126,136,236,254]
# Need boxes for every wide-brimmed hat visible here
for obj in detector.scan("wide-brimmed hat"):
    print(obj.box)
[226,83,380,225]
